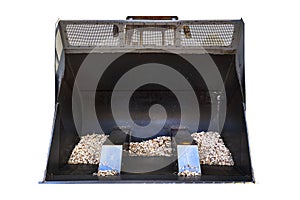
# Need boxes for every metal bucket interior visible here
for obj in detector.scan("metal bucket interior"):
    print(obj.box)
[43,18,253,183]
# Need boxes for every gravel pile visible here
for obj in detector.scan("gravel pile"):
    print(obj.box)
[68,133,108,164]
[93,170,118,176]
[129,136,173,156]
[178,170,201,177]
[191,131,234,166]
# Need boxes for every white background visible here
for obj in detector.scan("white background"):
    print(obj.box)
[0,0,299,199]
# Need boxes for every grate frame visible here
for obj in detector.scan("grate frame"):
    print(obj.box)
[180,24,235,47]
[66,24,120,46]
[58,20,242,54]
[125,25,176,46]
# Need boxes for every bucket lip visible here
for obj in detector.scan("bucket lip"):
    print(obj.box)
[40,175,255,184]
[56,19,243,54]
[42,162,255,184]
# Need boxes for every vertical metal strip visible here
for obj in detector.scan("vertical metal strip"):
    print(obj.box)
[118,23,125,47]
[175,22,181,47]
[234,19,246,109]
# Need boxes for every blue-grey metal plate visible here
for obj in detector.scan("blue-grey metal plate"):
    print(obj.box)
[177,145,201,173]
[99,145,122,173]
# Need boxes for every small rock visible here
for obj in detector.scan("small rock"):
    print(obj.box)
[129,136,173,157]
[68,133,108,165]
[191,131,234,166]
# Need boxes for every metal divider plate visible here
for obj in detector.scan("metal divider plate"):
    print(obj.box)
[99,145,123,173]
[177,145,201,174]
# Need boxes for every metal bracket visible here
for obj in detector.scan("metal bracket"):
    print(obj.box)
[98,145,123,173]
[177,145,201,174]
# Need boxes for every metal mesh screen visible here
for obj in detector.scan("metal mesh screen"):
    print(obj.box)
[66,24,120,46]
[125,25,175,46]
[64,23,235,47]
[180,24,234,46]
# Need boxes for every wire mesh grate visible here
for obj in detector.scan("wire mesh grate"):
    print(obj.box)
[66,24,120,46]
[125,25,175,46]
[180,24,234,47]
[64,23,235,47]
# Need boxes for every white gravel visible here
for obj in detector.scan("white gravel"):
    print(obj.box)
[129,136,173,157]
[191,131,234,166]
[68,133,108,164]
[93,170,118,176]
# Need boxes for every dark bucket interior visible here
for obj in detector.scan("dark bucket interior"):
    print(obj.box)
[45,52,253,183]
